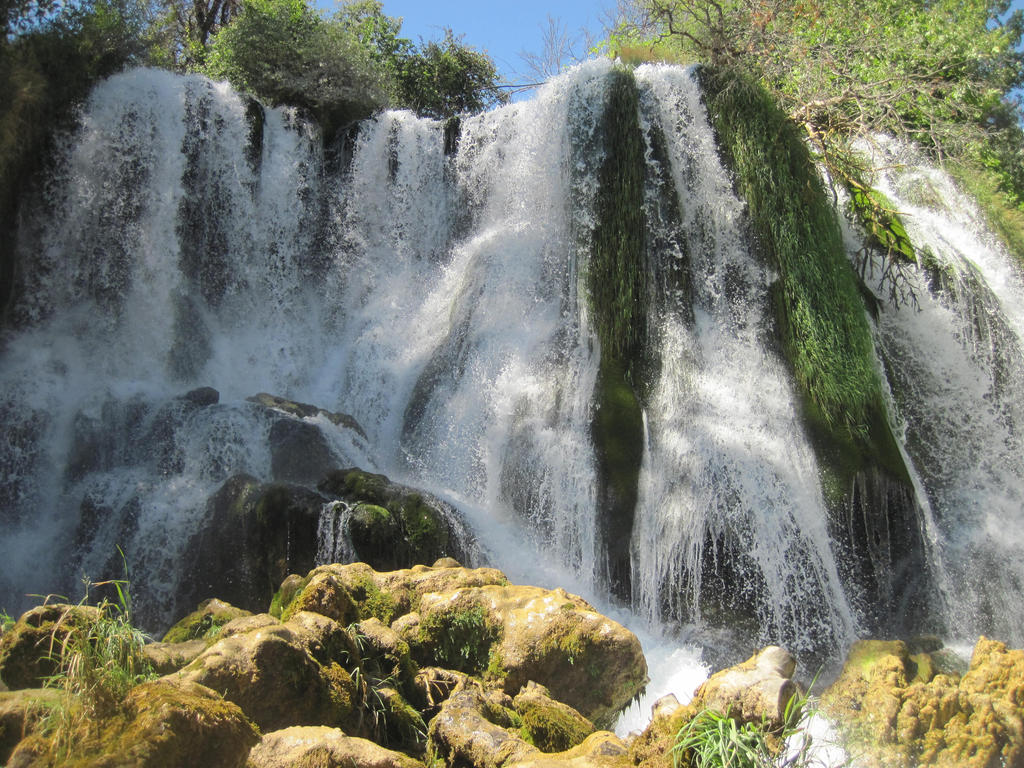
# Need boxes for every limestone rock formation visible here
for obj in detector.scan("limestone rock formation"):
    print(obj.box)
[821,636,1024,768]
[691,645,798,728]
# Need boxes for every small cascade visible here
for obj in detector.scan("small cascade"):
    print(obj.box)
[856,138,1024,645]
[316,500,357,565]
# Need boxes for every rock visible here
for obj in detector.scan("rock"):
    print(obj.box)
[278,562,508,625]
[248,392,368,440]
[514,681,595,752]
[0,689,60,764]
[691,645,798,729]
[6,679,258,768]
[0,604,101,689]
[429,684,627,768]
[510,731,630,768]
[143,638,207,675]
[177,474,325,616]
[627,694,694,768]
[428,685,539,768]
[171,620,356,732]
[407,583,648,729]
[280,562,646,728]
[268,417,338,485]
[354,617,416,687]
[822,636,1024,768]
[318,468,477,568]
[161,597,252,643]
[181,386,219,407]
[248,726,425,768]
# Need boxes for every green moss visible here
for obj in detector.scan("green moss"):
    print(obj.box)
[588,67,649,377]
[417,605,500,676]
[396,496,447,555]
[518,705,592,753]
[161,600,250,644]
[349,575,398,625]
[698,68,910,494]
[949,160,1024,270]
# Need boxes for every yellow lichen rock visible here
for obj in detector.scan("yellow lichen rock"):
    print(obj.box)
[822,636,1024,768]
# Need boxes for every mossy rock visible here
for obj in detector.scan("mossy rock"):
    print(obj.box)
[317,469,465,569]
[174,623,356,732]
[0,688,61,764]
[413,601,502,677]
[160,598,252,644]
[0,604,101,690]
[513,681,594,752]
[7,679,258,768]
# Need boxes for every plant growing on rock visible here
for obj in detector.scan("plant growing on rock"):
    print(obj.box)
[671,685,829,768]
[38,578,156,760]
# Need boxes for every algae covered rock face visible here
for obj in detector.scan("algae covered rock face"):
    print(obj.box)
[7,679,258,768]
[514,681,595,752]
[822,636,1024,768]
[318,468,477,570]
[248,726,426,768]
[0,604,101,689]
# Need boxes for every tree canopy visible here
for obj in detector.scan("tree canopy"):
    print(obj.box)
[605,0,1024,271]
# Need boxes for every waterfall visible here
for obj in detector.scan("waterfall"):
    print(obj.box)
[2,62,1023,682]
[855,137,1024,646]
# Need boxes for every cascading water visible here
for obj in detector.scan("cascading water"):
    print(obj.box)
[853,138,1024,647]
[2,61,1024,734]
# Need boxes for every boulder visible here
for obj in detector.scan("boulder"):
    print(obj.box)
[690,645,798,728]
[278,562,508,625]
[6,679,258,768]
[822,636,1024,768]
[428,685,539,768]
[177,474,326,616]
[405,583,648,728]
[142,638,207,675]
[626,694,695,768]
[171,620,356,732]
[429,684,627,768]
[318,468,477,568]
[248,726,426,768]
[247,392,368,440]
[278,563,646,729]
[0,604,101,689]
[0,689,60,764]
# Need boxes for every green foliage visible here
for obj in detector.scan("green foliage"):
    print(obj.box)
[671,686,821,768]
[395,28,507,119]
[1,608,13,632]
[608,0,1024,247]
[203,0,390,134]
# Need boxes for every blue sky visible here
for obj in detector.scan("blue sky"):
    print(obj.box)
[369,1,615,84]
[366,0,1024,99]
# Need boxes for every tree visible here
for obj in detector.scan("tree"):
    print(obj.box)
[203,0,392,133]
[396,28,507,118]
